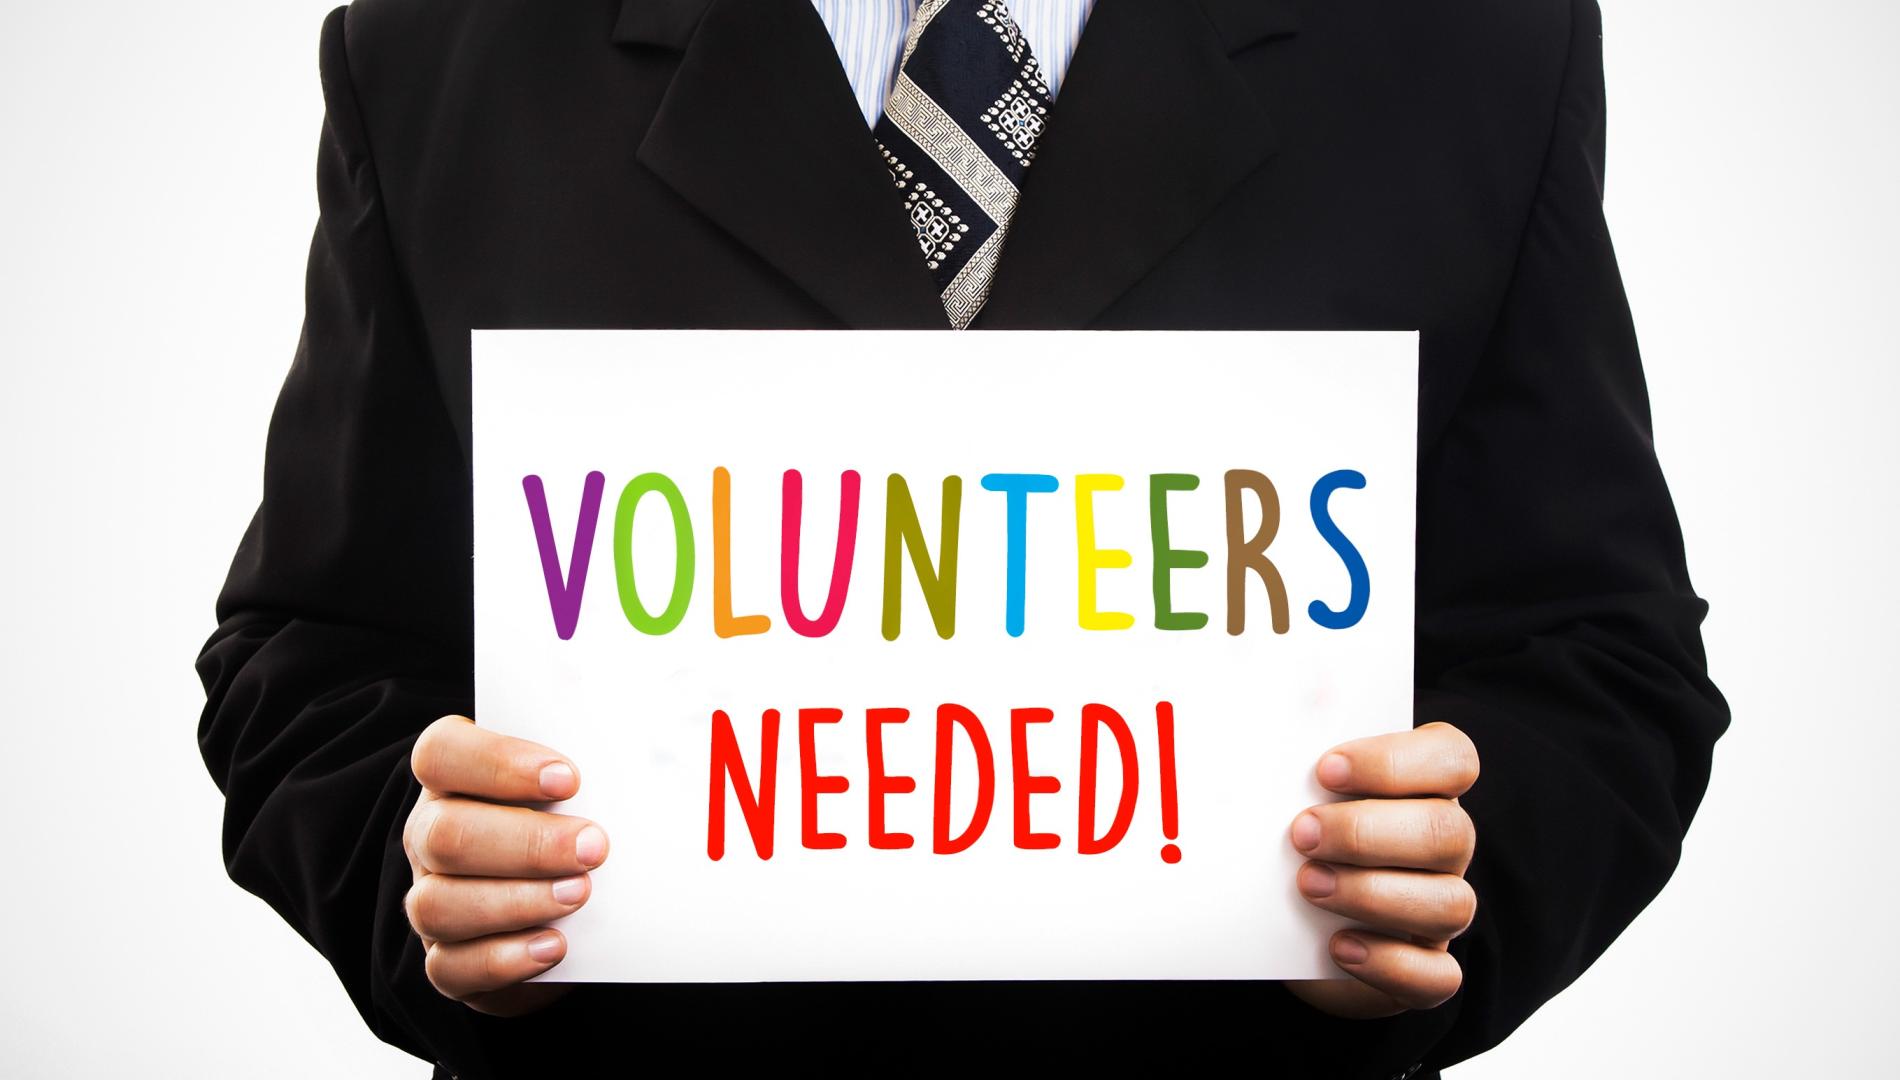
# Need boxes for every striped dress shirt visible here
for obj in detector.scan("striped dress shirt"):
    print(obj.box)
[811,0,1099,126]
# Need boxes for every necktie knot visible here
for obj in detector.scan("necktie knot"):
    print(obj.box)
[872,0,1054,329]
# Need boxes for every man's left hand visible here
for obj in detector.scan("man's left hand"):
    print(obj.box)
[1286,721,1480,1019]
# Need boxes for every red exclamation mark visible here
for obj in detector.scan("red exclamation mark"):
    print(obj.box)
[1157,701,1181,864]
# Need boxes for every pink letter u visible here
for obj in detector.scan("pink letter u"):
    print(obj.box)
[780,469,860,637]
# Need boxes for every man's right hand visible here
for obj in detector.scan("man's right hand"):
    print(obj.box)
[403,715,608,1016]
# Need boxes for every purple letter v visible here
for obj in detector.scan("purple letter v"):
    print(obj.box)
[522,471,606,640]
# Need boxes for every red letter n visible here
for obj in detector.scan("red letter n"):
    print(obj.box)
[708,708,780,860]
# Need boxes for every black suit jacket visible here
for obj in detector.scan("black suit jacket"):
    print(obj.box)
[197,0,1729,1076]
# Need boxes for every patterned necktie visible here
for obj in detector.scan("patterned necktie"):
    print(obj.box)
[872,0,1054,329]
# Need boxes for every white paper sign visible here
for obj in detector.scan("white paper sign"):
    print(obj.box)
[472,330,1416,983]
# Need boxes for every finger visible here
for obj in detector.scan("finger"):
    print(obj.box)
[1315,722,1479,798]
[404,789,441,880]
[1289,798,1475,873]
[1283,976,1409,1020]
[461,983,574,1019]
[405,796,609,878]
[406,874,592,944]
[411,715,581,802]
[1296,862,1477,941]
[1327,931,1463,1010]
[425,929,567,1000]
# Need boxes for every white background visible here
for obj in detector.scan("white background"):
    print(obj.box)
[0,0,1891,1076]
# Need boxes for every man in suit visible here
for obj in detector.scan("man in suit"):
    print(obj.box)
[196,0,1728,1076]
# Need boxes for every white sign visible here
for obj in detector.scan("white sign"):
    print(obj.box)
[472,330,1417,982]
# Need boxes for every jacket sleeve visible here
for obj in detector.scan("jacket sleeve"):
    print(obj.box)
[195,8,563,1074]
[1410,0,1730,1067]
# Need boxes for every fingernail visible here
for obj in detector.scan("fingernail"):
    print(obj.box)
[1291,813,1322,853]
[1298,862,1337,898]
[538,762,577,799]
[1332,934,1370,965]
[526,932,564,964]
[576,825,608,867]
[1317,753,1352,790]
[551,876,587,905]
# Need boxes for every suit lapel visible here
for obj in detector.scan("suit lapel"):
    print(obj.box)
[974,0,1300,329]
[617,0,1299,330]
[617,0,949,328]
